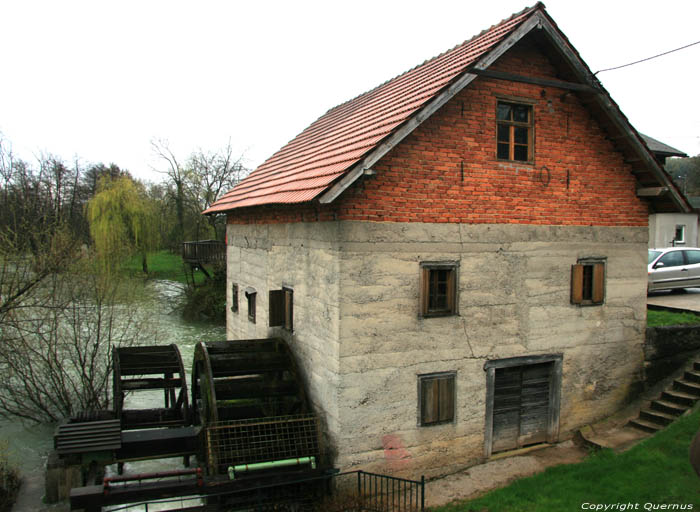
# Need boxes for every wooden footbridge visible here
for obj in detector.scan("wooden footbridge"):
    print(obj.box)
[182,240,225,281]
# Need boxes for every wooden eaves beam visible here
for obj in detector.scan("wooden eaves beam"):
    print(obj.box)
[636,187,668,197]
[466,68,597,93]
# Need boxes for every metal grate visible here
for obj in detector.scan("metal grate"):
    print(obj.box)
[205,414,320,475]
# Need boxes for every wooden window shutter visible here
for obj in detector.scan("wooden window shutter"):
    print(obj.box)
[231,283,238,313]
[592,263,605,304]
[438,376,455,423]
[570,264,583,304]
[421,378,438,425]
[269,290,285,327]
[420,267,430,316]
[284,289,293,330]
[446,269,456,314]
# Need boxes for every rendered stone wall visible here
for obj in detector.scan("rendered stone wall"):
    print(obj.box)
[225,222,342,456]
[333,222,648,479]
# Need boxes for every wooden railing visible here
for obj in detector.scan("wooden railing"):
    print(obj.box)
[181,240,225,265]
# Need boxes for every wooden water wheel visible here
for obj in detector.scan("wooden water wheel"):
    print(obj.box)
[113,344,190,429]
[191,339,310,427]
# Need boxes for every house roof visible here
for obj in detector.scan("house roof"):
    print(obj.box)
[206,3,690,215]
[640,133,688,158]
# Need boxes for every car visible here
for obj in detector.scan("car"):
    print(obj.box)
[648,247,700,292]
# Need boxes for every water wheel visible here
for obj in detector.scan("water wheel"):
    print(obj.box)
[191,339,310,427]
[113,344,190,429]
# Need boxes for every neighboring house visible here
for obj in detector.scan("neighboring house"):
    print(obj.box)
[205,3,690,478]
[642,134,695,248]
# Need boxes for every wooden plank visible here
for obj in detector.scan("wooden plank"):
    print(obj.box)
[421,378,438,425]
[592,263,605,304]
[636,187,669,197]
[467,68,596,92]
[120,378,183,390]
[570,264,584,304]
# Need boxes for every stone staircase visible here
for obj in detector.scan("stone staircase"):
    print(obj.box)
[629,359,700,433]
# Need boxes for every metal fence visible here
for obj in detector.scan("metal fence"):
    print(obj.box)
[106,469,425,512]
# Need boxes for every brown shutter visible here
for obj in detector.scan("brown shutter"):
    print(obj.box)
[420,267,430,316]
[592,263,605,304]
[269,290,285,327]
[284,289,293,330]
[438,376,455,422]
[570,264,583,304]
[421,378,438,425]
[446,269,456,314]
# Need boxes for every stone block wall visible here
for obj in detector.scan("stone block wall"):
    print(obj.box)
[333,222,648,478]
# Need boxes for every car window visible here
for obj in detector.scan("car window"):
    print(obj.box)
[658,251,685,267]
[648,250,662,264]
[686,250,700,265]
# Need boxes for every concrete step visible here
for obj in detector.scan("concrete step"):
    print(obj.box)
[639,409,676,426]
[628,418,664,433]
[650,399,688,416]
[673,379,700,396]
[662,389,700,407]
[684,370,700,384]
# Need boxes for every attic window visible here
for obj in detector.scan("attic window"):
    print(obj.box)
[497,102,533,162]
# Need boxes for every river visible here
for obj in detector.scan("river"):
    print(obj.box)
[0,280,226,509]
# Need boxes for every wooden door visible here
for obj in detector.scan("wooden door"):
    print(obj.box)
[491,362,552,453]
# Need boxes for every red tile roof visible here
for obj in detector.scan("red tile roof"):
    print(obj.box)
[204,4,542,214]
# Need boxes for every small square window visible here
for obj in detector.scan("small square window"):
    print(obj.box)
[674,225,685,245]
[571,260,605,306]
[496,101,533,163]
[270,287,293,331]
[245,289,256,323]
[231,283,239,313]
[419,373,455,426]
[420,262,458,317]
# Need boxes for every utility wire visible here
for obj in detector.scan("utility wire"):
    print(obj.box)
[594,39,700,75]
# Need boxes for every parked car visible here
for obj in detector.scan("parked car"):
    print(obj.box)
[648,247,700,292]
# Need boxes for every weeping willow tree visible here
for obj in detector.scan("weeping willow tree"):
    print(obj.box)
[87,176,160,273]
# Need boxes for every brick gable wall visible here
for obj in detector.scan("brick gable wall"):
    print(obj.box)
[228,39,648,227]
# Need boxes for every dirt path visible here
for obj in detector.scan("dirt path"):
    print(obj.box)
[425,440,587,508]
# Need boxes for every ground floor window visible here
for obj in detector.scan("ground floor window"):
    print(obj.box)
[418,372,456,426]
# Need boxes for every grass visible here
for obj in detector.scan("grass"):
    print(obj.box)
[432,406,700,512]
[647,308,700,327]
[120,250,206,284]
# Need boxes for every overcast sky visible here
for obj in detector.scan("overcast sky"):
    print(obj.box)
[1,0,699,182]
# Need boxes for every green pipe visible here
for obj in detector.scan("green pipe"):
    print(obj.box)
[228,456,316,480]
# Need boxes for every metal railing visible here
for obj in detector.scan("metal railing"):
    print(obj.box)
[105,469,425,512]
[181,240,225,264]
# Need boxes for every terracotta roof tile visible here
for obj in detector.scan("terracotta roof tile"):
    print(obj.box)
[205,4,541,214]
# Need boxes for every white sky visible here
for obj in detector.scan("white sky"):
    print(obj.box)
[1,0,699,182]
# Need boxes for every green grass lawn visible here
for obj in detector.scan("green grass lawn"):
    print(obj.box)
[432,407,700,511]
[120,250,205,284]
[647,308,700,327]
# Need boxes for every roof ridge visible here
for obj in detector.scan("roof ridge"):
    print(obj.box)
[321,2,543,117]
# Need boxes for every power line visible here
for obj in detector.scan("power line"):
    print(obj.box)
[594,39,700,75]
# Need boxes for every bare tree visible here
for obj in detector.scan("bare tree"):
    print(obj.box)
[0,265,150,422]
[186,139,248,240]
[151,139,188,245]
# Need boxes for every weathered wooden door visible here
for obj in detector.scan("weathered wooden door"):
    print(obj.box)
[491,361,553,453]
